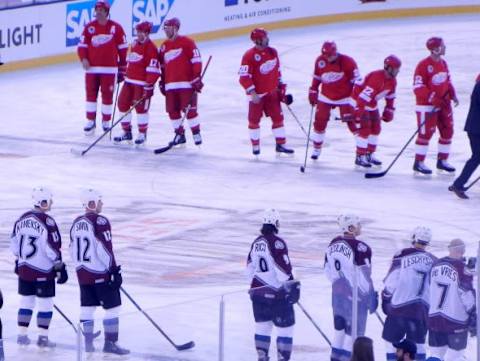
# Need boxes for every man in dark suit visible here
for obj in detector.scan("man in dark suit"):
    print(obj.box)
[449,75,480,199]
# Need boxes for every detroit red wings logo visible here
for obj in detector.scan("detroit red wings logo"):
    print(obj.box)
[91,34,114,47]
[164,48,183,63]
[259,58,277,75]
[321,71,344,83]
[127,52,143,63]
[432,72,448,85]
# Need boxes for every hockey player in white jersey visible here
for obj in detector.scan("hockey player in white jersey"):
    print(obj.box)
[426,239,476,361]
[10,187,68,348]
[381,226,436,361]
[246,209,300,361]
[69,189,129,355]
[324,214,377,361]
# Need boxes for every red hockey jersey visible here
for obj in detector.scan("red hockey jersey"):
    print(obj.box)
[352,69,396,111]
[239,46,282,95]
[158,35,202,91]
[77,19,128,74]
[125,38,160,86]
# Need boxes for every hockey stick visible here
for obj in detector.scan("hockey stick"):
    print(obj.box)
[109,80,121,141]
[465,175,480,191]
[374,311,385,326]
[365,119,427,179]
[53,304,102,338]
[297,301,331,346]
[154,55,212,154]
[120,287,195,351]
[71,96,146,156]
[285,104,308,137]
[300,106,315,173]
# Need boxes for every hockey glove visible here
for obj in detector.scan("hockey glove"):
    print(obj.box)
[282,94,294,106]
[381,290,392,315]
[117,67,126,84]
[468,309,477,337]
[108,265,123,289]
[191,77,204,93]
[158,81,166,96]
[14,259,18,275]
[55,262,68,284]
[308,88,318,106]
[382,107,395,122]
[283,280,301,304]
[368,291,379,314]
[143,84,154,99]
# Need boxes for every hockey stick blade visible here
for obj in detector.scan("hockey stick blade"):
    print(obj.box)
[176,341,195,351]
[364,170,388,179]
[153,144,173,154]
[70,148,86,156]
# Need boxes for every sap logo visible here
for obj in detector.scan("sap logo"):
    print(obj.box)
[65,0,116,47]
[225,0,268,6]
[132,0,175,36]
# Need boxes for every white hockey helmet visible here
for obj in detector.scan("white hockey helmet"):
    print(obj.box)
[81,188,102,210]
[32,186,53,208]
[263,208,280,229]
[411,226,432,245]
[337,214,360,233]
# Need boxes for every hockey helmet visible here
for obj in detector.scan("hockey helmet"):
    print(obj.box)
[163,17,180,30]
[322,41,337,58]
[250,28,268,42]
[81,188,102,210]
[32,186,53,208]
[426,37,444,51]
[411,226,432,245]
[136,21,153,35]
[337,214,360,233]
[384,55,402,70]
[95,0,110,13]
[263,208,280,229]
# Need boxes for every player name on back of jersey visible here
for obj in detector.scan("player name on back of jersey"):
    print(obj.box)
[15,217,45,235]
[401,253,434,268]
[328,241,353,258]
[432,263,458,282]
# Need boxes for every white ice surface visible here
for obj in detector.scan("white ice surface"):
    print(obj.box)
[0,13,480,361]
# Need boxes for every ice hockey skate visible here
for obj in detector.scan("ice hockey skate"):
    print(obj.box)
[437,159,455,173]
[113,131,133,144]
[37,335,56,349]
[252,144,260,157]
[83,120,96,135]
[169,133,187,147]
[17,335,31,346]
[413,160,432,175]
[103,340,130,355]
[448,184,469,199]
[102,121,111,132]
[134,133,147,146]
[193,133,202,146]
[275,144,294,155]
[355,154,371,168]
[311,148,321,160]
[366,153,382,166]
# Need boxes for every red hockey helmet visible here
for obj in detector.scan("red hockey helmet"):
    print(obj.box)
[321,41,337,57]
[384,55,402,70]
[163,17,180,30]
[250,28,268,42]
[95,0,110,13]
[426,37,443,51]
[136,21,153,34]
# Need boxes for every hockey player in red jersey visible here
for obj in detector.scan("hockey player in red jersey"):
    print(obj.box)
[239,28,294,156]
[158,18,204,147]
[308,41,360,160]
[413,37,458,175]
[113,21,160,146]
[77,0,128,135]
[351,55,400,168]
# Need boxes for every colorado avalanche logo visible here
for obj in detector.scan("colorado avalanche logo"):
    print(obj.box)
[254,54,261,62]
[164,48,183,63]
[318,60,326,68]
[127,52,143,62]
[427,65,433,73]
[321,71,344,83]
[259,58,277,75]
[91,34,114,47]
[88,26,95,35]
[46,217,55,227]
[432,72,448,85]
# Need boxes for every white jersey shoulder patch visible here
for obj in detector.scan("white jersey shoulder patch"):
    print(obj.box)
[46,217,56,227]
[97,216,108,226]
[357,242,368,253]
[275,240,285,250]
